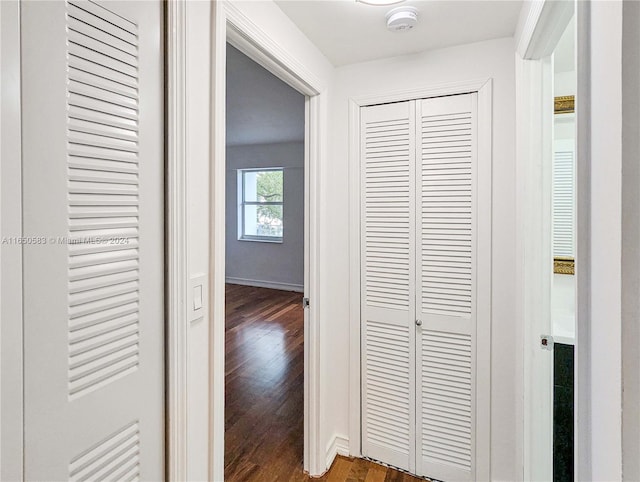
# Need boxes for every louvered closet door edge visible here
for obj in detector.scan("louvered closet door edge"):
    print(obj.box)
[413,88,493,482]
[360,100,416,474]
[473,84,492,482]
[415,93,478,482]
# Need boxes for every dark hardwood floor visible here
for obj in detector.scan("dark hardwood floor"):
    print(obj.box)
[224,283,426,482]
[225,284,305,481]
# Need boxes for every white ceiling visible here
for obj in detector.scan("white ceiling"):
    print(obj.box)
[226,44,305,147]
[275,0,524,67]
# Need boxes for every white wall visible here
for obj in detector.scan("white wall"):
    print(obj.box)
[585,1,623,479]
[329,37,518,480]
[551,273,575,344]
[554,111,575,140]
[226,142,305,291]
[555,71,576,97]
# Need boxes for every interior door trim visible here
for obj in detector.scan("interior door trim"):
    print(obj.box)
[166,1,189,480]
[211,1,327,478]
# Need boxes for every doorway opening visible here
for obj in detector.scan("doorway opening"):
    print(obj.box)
[223,42,308,480]
[212,7,324,477]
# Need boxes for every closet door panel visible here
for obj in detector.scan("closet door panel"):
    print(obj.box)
[361,101,416,472]
[416,93,477,481]
[21,2,164,479]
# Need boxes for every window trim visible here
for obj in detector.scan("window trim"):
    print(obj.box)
[238,167,284,243]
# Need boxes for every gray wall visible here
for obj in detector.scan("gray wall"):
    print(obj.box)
[225,142,304,291]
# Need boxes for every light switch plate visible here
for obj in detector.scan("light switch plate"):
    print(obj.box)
[188,273,207,323]
[193,284,203,311]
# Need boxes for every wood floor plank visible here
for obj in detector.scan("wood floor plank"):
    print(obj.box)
[224,284,428,482]
[346,457,372,481]
[325,456,353,481]
[364,463,388,482]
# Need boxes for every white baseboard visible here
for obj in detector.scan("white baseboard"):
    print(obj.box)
[225,276,304,293]
[325,434,350,470]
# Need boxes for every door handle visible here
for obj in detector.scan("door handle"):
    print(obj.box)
[415,319,422,326]
[540,334,554,350]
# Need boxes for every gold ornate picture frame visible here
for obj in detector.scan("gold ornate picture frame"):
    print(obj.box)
[554,257,575,275]
[554,95,575,114]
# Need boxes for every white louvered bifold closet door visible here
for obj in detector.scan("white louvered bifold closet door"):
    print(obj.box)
[21,1,164,479]
[415,93,477,481]
[360,101,417,472]
[361,93,481,481]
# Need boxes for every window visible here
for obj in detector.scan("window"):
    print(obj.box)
[238,168,284,242]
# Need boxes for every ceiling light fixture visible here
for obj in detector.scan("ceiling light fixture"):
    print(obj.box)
[386,6,418,32]
[357,0,406,6]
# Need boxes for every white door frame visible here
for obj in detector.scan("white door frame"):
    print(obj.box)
[166,1,190,480]
[348,78,493,480]
[210,1,326,479]
[513,1,585,480]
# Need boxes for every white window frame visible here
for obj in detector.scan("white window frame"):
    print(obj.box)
[237,167,284,243]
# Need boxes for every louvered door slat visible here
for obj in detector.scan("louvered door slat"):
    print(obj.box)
[416,94,477,481]
[361,101,416,472]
